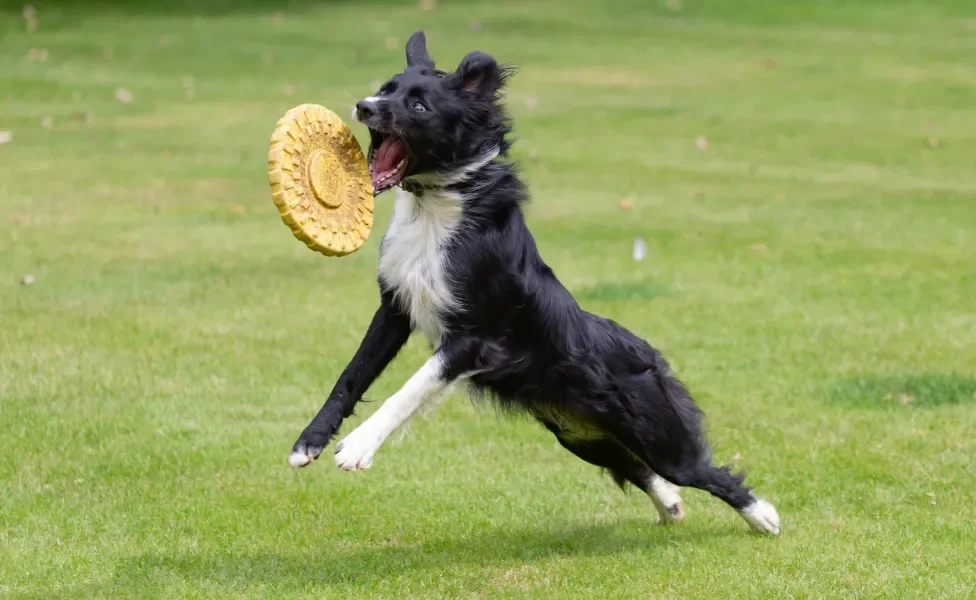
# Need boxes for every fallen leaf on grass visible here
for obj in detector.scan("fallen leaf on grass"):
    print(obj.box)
[228,204,245,215]
[898,393,914,405]
[262,51,275,66]
[23,4,37,32]
[384,36,398,50]
[270,12,285,24]
[419,0,436,10]
[282,83,296,96]
[20,274,35,285]
[524,96,539,111]
[0,131,12,144]
[27,48,49,62]
[618,198,634,210]
[927,137,939,148]
[695,136,709,150]
[41,116,52,128]
[102,47,114,60]
[750,243,768,252]
[663,0,683,12]
[115,88,134,103]
[728,452,742,464]
[469,19,483,31]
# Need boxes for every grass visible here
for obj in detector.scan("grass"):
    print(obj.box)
[2,0,975,597]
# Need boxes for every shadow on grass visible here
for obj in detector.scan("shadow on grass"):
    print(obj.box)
[827,373,976,409]
[572,279,670,302]
[71,520,735,596]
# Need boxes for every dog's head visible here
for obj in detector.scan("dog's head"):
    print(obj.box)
[355,31,512,194]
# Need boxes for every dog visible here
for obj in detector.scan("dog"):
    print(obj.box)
[288,31,781,535]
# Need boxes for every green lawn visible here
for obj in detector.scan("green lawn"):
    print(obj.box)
[2,1,975,598]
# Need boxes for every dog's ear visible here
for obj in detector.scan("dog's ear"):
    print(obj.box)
[454,51,509,100]
[405,30,434,69]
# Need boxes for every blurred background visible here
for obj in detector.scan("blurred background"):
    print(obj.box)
[2,1,975,598]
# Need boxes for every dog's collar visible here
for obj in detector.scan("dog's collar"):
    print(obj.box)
[400,180,440,196]
[398,151,499,196]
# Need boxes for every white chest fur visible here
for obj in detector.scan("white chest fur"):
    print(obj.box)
[378,188,463,346]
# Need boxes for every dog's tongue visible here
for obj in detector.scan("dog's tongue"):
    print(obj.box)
[371,136,407,188]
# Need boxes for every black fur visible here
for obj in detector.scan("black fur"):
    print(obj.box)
[292,31,772,521]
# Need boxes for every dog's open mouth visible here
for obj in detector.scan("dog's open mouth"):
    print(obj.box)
[368,130,409,194]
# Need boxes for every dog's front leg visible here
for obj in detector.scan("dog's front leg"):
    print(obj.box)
[289,297,411,468]
[333,337,480,471]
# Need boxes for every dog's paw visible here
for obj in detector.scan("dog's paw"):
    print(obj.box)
[288,431,331,469]
[739,498,781,535]
[648,475,685,524]
[333,426,381,471]
[655,501,685,525]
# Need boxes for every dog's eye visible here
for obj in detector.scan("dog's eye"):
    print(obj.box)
[412,102,427,112]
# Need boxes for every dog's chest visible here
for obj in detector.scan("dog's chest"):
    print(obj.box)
[378,189,462,346]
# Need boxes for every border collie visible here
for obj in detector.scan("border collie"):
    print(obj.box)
[288,31,781,535]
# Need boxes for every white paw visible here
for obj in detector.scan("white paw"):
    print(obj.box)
[739,498,781,535]
[333,426,381,471]
[648,475,685,524]
[288,452,312,468]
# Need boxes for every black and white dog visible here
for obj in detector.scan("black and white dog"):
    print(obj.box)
[289,32,780,535]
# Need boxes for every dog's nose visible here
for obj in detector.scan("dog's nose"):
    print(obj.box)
[355,100,375,122]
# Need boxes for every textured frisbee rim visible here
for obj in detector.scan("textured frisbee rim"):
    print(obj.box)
[268,104,374,257]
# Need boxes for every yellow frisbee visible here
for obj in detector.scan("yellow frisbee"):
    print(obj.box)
[268,104,374,257]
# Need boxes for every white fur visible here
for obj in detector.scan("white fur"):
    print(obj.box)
[378,188,463,346]
[334,354,448,470]
[647,473,684,524]
[288,452,312,468]
[738,498,781,535]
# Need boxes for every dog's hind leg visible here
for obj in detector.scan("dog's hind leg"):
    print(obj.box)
[609,422,781,535]
[602,370,781,534]
[544,423,684,524]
